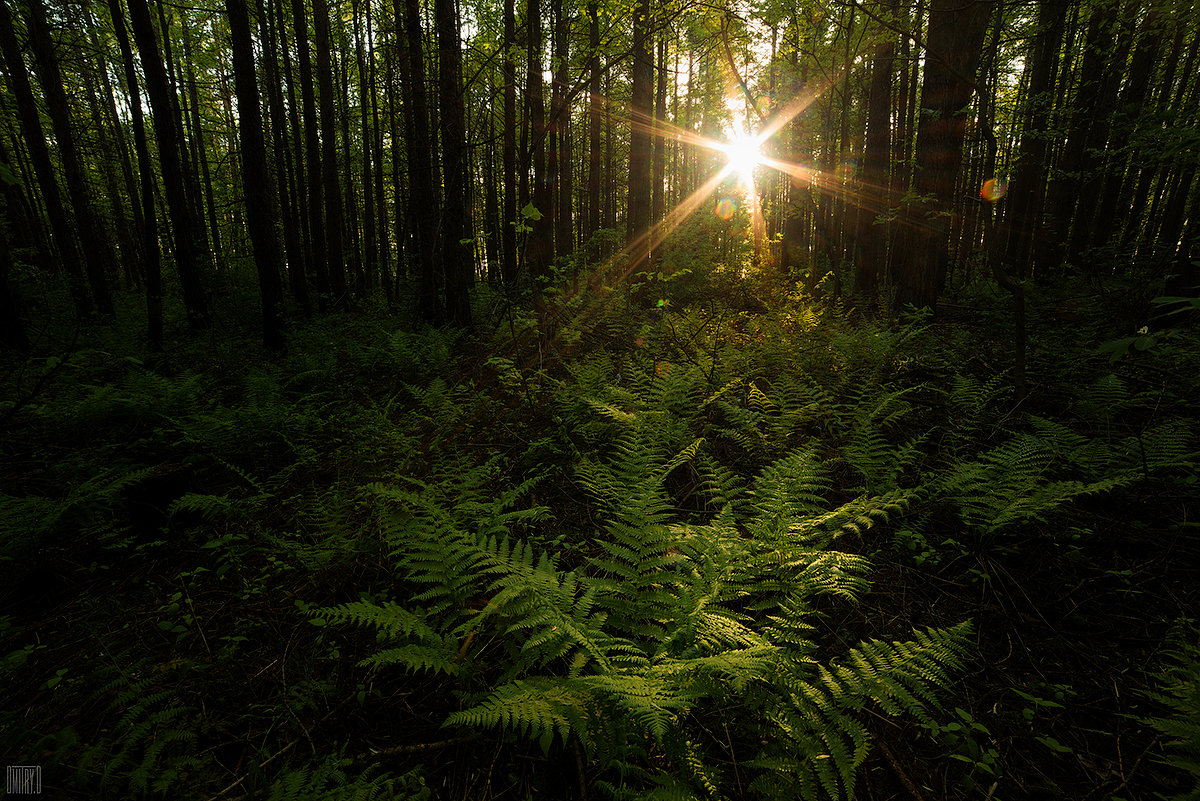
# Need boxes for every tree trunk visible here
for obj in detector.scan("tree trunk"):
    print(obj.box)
[313,0,346,306]
[651,31,667,254]
[525,0,551,282]
[353,0,376,295]
[627,0,653,283]
[181,15,222,268]
[436,0,471,325]
[854,0,898,295]
[126,0,210,329]
[291,0,327,303]
[258,0,310,314]
[892,0,992,312]
[21,0,115,317]
[502,0,517,285]
[227,0,285,349]
[553,0,572,257]
[396,0,440,320]
[585,2,601,243]
[1003,0,1069,277]
[109,0,162,348]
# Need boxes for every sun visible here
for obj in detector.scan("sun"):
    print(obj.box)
[723,131,764,184]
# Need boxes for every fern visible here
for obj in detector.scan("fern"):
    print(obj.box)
[75,657,205,798]
[1144,622,1200,800]
[266,758,430,801]
[319,364,972,799]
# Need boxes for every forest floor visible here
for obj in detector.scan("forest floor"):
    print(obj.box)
[1,277,1198,800]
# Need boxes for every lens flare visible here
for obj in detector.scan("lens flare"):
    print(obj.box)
[981,178,1008,202]
[723,132,764,185]
[715,197,735,220]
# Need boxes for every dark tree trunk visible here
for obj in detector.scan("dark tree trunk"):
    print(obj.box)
[1003,0,1069,277]
[353,0,376,294]
[336,28,361,296]
[585,2,601,242]
[81,52,139,291]
[484,102,501,282]
[181,16,222,267]
[892,0,992,312]
[275,0,312,310]
[651,32,666,249]
[161,6,210,259]
[525,0,551,282]
[368,1,390,299]
[1064,0,1134,265]
[502,0,517,285]
[89,12,145,287]
[1089,5,1164,258]
[258,0,310,314]
[109,0,162,348]
[127,0,211,329]
[396,0,440,320]
[854,0,898,295]
[313,0,346,306]
[227,0,285,349]
[553,0,572,257]
[436,0,471,325]
[292,0,327,303]
[21,0,115,317]
[627,0,653,282]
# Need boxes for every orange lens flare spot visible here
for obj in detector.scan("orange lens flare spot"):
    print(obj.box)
[715,197,735,220]
[981,178,1008,202]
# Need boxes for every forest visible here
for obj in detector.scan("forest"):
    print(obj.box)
[0,0,1198,794]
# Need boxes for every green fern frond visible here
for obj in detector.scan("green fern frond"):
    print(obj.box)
[1144,622,1200,800]
[445,677,595,753]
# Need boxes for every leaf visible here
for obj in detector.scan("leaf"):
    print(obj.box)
[521,202,543,220]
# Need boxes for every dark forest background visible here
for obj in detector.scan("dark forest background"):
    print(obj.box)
[1,0,1199,796]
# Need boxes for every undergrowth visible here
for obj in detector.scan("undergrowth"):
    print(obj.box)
[1,280,1197,799]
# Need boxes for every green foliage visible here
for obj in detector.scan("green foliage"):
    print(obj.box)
[319,360,973,799]
[265,758,430,801]
[1144,623,1200,800]
[74,657,205,797]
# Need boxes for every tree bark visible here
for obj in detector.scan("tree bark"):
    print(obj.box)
[436,0,471,325]
[181,15,222,267]
[313,0,346,306]
[109,0,162,348]
[585,2,601,243]
[258,0,310,314]
[353,0,376,294]
[855,0,898,295]
[627,0,653,284]
[553,0,572,258]
[292,0,327,302]
[227,0,285,349]
[21,0,115,317]
[525,0,551,282]
[502,0,517,285]
[396,0,440,320]
[1003,0,1069,277]
[126,0,211,329]
[892,0,992,312]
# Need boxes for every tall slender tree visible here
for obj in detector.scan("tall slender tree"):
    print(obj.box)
[22,0,116,316]
[436,0,471,324]
[313,0,346,306]
[0,0,92,318]
[396,0,440,319]
[108,0,162,347]
[627,0,653,283]
[227,0,285,349]
[892,0,992,311]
